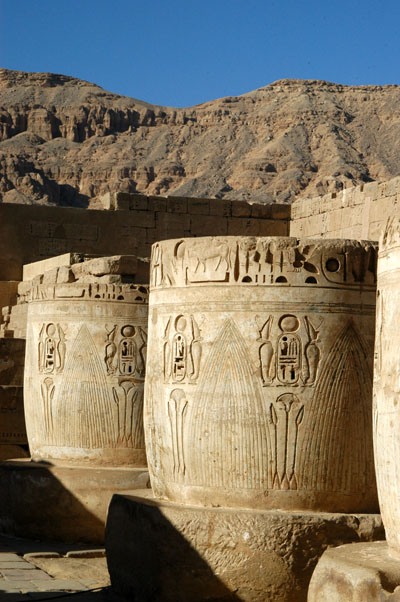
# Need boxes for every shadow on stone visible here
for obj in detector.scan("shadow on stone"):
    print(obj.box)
[0,460,148,544]
[106,494,243,602]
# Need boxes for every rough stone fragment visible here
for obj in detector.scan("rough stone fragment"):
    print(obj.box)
[308,541,400,602]
[105,492,384,602]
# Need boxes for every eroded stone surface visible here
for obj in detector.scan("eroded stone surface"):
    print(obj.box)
[145,236,378,511]
[105,492,384,602]
[308,541,400,602]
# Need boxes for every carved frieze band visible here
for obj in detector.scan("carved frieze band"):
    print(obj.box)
[151,238,377,289]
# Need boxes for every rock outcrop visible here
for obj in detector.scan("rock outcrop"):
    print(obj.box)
[1,68,400,207]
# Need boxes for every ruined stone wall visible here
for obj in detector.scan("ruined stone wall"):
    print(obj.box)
[0,195,290,283]
[290,176,400,241]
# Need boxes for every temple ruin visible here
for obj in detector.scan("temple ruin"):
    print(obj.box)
[1,176,400,600]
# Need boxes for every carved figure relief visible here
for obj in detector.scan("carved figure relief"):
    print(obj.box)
[269,393,304,490]
[163,315,202,384]
[104,324,147,380]
[186,319,269,489]
[112,381,144,448]
[40,377,55,438]
[38,323,66,374]
[167,389,188,477]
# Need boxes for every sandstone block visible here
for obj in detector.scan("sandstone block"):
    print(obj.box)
[190,215,228,236]
[166,196,188,214]
[187,198,210,215]
[308,541,400,602]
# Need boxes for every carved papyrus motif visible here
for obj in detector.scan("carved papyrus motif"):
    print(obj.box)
[167,388,188,477]
[298,322,374,493]
[40,377,55,437]
[269,393,304,490]
[53,325,117,448]
[186,319,269,489]
[112,381,144,448]
[38,323,66,374]
[163,315,202,384]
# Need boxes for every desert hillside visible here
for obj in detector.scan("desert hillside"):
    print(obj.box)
[1,68,400,207]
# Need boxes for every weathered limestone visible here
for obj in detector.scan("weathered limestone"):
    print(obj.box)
[106,492,384,602]
[146,236,378,512]
[106,235,381,602]
[24,255,148,466]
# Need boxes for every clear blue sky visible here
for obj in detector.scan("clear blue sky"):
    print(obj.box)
[1,0,400,107]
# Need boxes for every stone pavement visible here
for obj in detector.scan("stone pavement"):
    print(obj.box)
[0,534,124,601]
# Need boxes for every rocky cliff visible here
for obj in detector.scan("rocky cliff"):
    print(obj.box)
[1,68,400,207]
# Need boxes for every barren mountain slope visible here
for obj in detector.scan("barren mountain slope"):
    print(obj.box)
[1,68,400,207]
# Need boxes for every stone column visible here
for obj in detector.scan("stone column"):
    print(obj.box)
[107,236,382,602]
[308,218,400,601]
[0,255,149,543]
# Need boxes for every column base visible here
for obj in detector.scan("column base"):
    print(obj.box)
[0,459,149,544]
[105,491,384,602]
[308,540,400,601]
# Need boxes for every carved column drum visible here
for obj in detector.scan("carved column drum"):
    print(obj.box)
[374,217,400,555]
[145,236,378,512]
[24,282,148,466]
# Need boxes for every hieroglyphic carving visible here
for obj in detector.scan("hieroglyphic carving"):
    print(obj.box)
[269,393,304,490]
[276,315,301,384]
[105,325,117,375]
[104,325,147,380]
[163,315,202,384]
[298,322,374,492]
[112,381,145,448]
[167,389,188,476]
[303,316,321,385]
[40,377,55,437]
[38,323,66,374]
[255,314,321,387]
[257,316,274,385]
[151,238,377,289]
[186,319,269,489]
